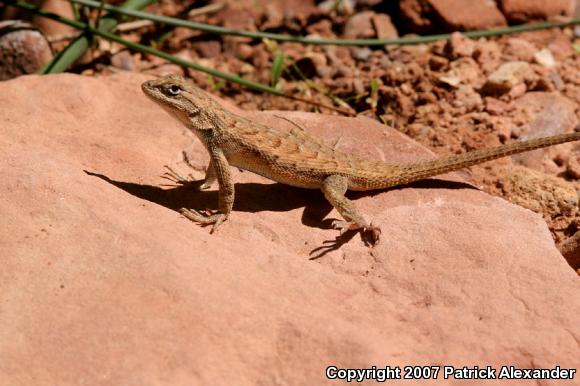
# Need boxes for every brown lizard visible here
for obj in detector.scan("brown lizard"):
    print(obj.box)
[142,75,580,244]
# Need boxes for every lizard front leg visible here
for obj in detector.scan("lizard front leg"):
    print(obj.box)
[321,175,381,244]
[181,148,234,233]
[198,159,217,190]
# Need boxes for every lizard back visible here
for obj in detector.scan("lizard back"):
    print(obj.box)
[218,112,580,191]
[218,112,400,189]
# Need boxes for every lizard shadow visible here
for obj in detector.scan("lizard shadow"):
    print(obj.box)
[84,170,476,258]
[307,179,478,259]
[84,170,315,214]
[84,170,356,256]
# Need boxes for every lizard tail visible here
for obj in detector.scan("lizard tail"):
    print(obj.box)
[382,131,580,188]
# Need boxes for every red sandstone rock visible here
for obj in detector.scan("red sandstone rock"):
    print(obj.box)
[400,0,507,33]
[502,166,578,223]
[444,32,476,59]
[399,0,435,33]
[2,0,76,39]
[0,73,578,385]
[0,20,52,80]
[498,0,576,23]
[512,92,579,170]
[566,151,580,179]
[482,61,532,95]
[343,11,375,39]
[559,231,580,270]
[371,13,398,39]
[503,38,538,62]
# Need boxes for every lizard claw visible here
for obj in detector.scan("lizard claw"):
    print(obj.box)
[331,220,381,245]
[180,208,228,233]
[365,222,381,246]
[209,213,228,233]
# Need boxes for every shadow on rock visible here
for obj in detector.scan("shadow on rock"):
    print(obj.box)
[85,170,478,258]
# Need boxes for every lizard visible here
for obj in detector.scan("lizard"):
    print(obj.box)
[141,75,580,244]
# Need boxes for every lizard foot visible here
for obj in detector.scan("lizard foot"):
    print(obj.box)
[331,220,381,245]
[163,165,193,184]
[180,208,227,233]
[163,166,212,190]
[331,220,360,236]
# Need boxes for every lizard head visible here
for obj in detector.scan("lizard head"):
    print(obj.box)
[141,75,221,128]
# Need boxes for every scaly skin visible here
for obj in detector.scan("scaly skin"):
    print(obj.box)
[142,75,580,244]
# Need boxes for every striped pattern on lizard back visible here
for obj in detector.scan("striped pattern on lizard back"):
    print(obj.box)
[219,112,399,190]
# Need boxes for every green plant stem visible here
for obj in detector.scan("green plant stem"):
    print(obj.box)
[94,0,106,30]
[6,0,354,115]
[67,0,580,46]
[35,0,153,74]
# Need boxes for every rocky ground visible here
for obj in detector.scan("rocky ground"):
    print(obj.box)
[0,1,579,384]
[0,73,579,385]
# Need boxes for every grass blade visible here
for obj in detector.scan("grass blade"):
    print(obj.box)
[36,0,153,74]
[65,0,580,46]
[270,52,285,88]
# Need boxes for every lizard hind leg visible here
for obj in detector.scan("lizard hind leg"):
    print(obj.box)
[321,175,381,245]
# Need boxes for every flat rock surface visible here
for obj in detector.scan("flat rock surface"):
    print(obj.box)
[0,73,578,385]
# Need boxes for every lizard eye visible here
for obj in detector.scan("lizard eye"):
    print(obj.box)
[167,85,181,96]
